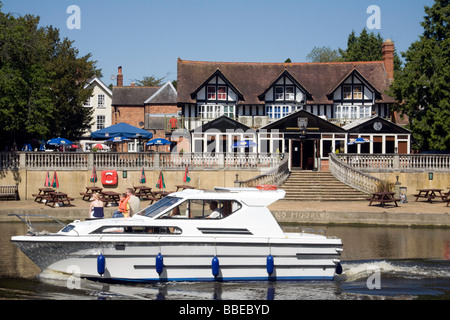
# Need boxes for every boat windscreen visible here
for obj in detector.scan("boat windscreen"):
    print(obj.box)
[138,196,182,218]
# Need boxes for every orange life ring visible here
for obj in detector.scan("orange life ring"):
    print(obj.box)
[256,185,277,190]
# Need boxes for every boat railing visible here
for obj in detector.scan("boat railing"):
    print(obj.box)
[8,214,67,235]
[281,226,327,236]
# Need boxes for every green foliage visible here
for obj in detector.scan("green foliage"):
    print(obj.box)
[388,0,449,151]
[0,8,100,149]
[374,180,395,193]
[339,28,402,71]
[306,47,342,62]
[134,75,166,87]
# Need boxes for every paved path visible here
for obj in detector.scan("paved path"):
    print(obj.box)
[1,197,448,226]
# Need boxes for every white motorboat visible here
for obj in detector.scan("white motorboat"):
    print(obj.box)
[11,187,343,282]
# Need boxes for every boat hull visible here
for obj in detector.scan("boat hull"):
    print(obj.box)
[12,235,342,282]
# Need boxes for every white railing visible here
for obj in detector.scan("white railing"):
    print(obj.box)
[335,154,450,172]
[329,153,380,194]
[236,155,290,187]
[0,152,285,171]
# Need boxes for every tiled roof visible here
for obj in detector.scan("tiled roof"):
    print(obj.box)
[112,86,160,106]
[177,59,395,105]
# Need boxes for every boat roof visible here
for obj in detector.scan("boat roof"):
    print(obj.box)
[169,187,286,207]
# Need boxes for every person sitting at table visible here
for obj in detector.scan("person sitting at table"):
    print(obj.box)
[113,193,129,218]
[207,201,222,219]
[126,188,140,216]
[89,193,104,219]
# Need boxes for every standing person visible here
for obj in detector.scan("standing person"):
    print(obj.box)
[89,193,104,219]
[113,193,129,218]
[126,188,140,216]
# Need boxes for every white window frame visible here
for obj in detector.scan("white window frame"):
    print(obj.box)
[84,97,91,107]
[285,86,294,101]
[275,86,284,101]
[207,86,216,100]
[217,86,227,100]
[96,115,105,130]
[97,94,105,109]
[353,85,363,99]
[343,86,352,100]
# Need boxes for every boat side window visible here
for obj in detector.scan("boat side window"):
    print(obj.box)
[90,225,182,234]
[158,199,241,219]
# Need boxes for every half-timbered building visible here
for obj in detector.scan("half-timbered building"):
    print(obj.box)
[176,40,410,170]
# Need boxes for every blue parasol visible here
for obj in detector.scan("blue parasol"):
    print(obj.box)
[231,140,257,149]
[146,138,171,146]
[348,137,371,145]
[47,137,73,146]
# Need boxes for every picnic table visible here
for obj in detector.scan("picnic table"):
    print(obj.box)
[32,188,55,203]
[367,191,400,207]
[100,191,120,206]
[413,189,446,203]
[80,186,103,201]
[153,190,173,199]
[45,191,74,208]
[175,185,195,192]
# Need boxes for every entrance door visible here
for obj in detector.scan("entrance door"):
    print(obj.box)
[291,139,316,170]
[291,140,302,168]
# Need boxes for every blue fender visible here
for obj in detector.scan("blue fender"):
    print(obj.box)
[212,256,220,277]
[156,253,164,274]
[97,254,106,276]
[266,254,274,275]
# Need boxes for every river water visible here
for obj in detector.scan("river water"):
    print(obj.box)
[0,222,449,301]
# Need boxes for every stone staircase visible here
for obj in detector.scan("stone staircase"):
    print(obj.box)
[279,170,369,201]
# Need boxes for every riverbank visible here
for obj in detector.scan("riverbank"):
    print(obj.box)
[0,197,448,227]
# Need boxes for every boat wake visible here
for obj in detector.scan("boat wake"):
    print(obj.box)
[339,260,450,281]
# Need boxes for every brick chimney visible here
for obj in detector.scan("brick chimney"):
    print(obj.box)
[382,39,395,83]
[117,66,123,87]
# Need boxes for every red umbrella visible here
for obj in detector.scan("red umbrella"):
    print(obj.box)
[155,171,165,189]
[94,143,109,150]
[183,165,191,184]
[51,171,59,189]
[90,166,98,186]
[44,171,51,187]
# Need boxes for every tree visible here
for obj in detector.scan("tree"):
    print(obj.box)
[388,0,449,151]
[339,28,402,71]
[0,5,100,149]
[133,75,166,87]
[305,46,342,62]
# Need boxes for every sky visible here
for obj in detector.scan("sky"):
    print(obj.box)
[2,0,435,87]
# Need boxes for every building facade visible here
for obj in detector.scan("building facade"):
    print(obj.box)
[111,67,178,152]
[81,76,113,150]
[176,40,411,170]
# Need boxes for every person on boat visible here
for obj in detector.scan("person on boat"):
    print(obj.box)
[126,188,140,216]
[113,193,129,218]
[89,193,104,219]
[207,201,222,219]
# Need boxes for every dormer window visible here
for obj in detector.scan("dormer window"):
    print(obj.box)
[207,86,216,100]
[343,86,352,99]
[285,86,294,100]
[207,85,227,101]
[343,85,363,100]
[217,86,226,100]
[353,85,362,99]
[275,85,295,101]
[275,86,284,100]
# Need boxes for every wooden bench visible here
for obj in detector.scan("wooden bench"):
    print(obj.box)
[0,185,19,200]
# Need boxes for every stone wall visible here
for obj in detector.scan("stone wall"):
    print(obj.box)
[0,169,259,200]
